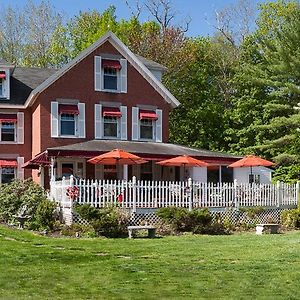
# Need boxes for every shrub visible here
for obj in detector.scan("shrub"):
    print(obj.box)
[0,179,56,230]
[74,204,129,238]
[156,207,213,232]
[281,208,300,228]
[30,200,57,230]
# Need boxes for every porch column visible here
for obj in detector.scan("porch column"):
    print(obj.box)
[50,157,56,182]
[40,166,45,187]
[219,165,222,183]
[123,165,128,180]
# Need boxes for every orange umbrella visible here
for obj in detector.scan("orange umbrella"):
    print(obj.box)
[228,155,274,182]
[228,155,274,169]
[156,155,208,167]
[156,155,208,180]
[87,149,148,165]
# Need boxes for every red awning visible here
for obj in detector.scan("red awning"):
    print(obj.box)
[0,114,17,123]
[58,104,79,115]
[0,72,5,79]
[0,160,17,167]
[23,151,50,169]
[102,107,122,118]
[102,59,122,70]
[139,110,158,120]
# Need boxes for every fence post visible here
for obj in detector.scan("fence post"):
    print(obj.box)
[188,178,193,211]
[132,176,137,213]
[234,179,239,210]
[277,181,282,208]
[296,181,300,206]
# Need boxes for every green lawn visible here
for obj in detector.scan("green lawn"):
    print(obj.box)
[0,226,299,300]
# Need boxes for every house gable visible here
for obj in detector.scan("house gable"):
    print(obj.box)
[26,31,180,108]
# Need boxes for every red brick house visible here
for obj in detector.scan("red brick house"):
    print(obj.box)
[0,32,241,188]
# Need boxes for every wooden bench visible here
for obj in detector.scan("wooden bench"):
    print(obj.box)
[128,225,156,239]
[256,224,279,235]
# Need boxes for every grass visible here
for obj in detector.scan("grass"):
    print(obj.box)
[0,226,300,300]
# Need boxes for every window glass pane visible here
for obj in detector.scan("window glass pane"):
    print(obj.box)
[104,165,117,180]
[1,167,15,184]
[61,114,75,135]
[140,119,153,139]
[221,166,233,183]
[207,166,219,183]
[141,162,153,181]
[103,116,118,137]
[249,174,260,184]
[61,163,74,178]
[103,67,117,90]
[1,122,15,141]
[0,79,3,95]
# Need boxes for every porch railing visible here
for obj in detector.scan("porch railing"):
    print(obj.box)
[49,176,299,211]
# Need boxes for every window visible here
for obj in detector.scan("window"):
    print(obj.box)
[1,122,15,141]
[103,116,119,138]
[60,114,76,136]
[61,163,74,178]
[249,174,260,184]
[140,162,153,181]
[0,79,3,97]
[1,167,15,184]
[104,165,117,180]
[140,119,154,140]
[103,67,118,90]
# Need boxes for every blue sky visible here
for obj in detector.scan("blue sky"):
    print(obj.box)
[1,0,264,36]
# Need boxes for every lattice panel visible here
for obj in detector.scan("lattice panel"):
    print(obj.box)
[67,208,288,227]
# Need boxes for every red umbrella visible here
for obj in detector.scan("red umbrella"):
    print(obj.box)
[87,149,148,165]
[228,155,274,182]
[156,155,208,180]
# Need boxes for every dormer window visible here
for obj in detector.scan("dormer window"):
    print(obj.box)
[102,60,121,91]
[94,56,127,93]
[0,71,5,97]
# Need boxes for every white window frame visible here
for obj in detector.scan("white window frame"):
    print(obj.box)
[0,122,16,143]
[0,79,3,97]
[139,118,156,141]
[103,115,121,139]
[102,66,120,92]
[0,167,16,184]
[59,113,78,138]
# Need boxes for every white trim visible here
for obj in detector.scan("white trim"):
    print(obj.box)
[23,31,180,109]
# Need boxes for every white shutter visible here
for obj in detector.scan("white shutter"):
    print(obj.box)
[132,107,139,141]
[95,104,102,139]
[120,59,127,93]
[77,103,85,138]
[155,109,163,142]
[17,112,24,144]
[95,164,104,179]
[17,157,24,181]
[51,101,59,137]
[94,56,102,91]
[120,105,127,140]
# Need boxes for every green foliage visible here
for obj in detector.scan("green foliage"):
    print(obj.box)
[239,207,265,219]
[31,200,57,230]
[0,179,57,230]
[74,204,129,238]
[281,208,300,228]
[272,165,300,183]
[156,207,213,233]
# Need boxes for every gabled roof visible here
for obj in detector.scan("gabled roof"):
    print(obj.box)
[25,31,180,108]
[0,67,57,105]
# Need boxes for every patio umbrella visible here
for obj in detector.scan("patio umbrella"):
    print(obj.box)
[156,155,208,180]
[228,155,274,182]
[87,149,148,165]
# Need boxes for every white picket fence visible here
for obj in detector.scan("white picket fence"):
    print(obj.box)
[49,176,299,211]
